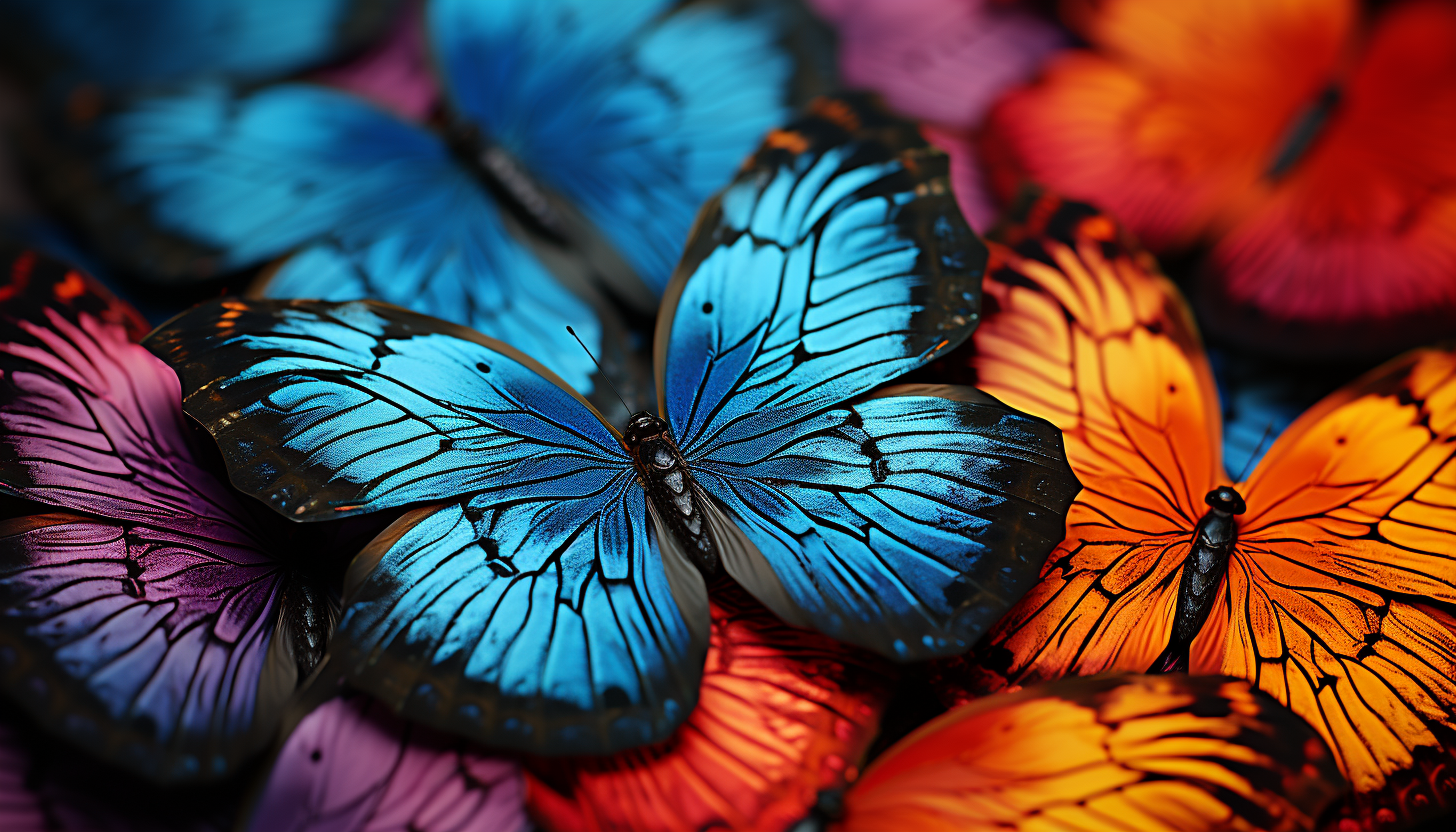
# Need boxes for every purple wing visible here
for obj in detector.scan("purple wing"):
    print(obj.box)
[0,256,332,782]
[809,0,1065,128]
[245,694,527,832]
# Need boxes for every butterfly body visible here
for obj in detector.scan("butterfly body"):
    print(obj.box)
[445,121,571,247]
[1154,486,1248,673]
[622,411,718,576]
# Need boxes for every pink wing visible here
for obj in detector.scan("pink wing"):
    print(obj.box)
[311,1,437,121]
[244,694,527,832]
[808,0,1064,128]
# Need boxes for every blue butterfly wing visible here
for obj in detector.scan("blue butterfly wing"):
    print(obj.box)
[0,0,395,91]
[147,298,710,752]
[661,96,1081,660]
[104,83,620,402]
[430,0,797,292]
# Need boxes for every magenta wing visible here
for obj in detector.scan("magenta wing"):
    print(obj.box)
[244,694,527,832]
[809,0,1064,127]
[0,250,331,782]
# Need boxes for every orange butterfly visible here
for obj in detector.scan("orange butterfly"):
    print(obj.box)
[524,579,893,832]
[981,0,1456,354]
[832,673,1345,832]
[923,192,1456,830]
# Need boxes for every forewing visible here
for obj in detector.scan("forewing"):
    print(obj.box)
[336,496,709,755]
[926,193,1219,688]
[243,694,527,832]
[429,0,800,294]
[1229,346,1456,814]
[524,580,893,832]
[144,297,625,521]
[836,674,1345,832]
[693,388,1077,662]
[660,94,985,451]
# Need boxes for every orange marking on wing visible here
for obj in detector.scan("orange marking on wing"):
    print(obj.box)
[810,97,862,132]
[53,271,87,302]
[761,129,810,155]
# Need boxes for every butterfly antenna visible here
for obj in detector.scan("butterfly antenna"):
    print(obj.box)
[1234,420,1278,483]
[566,326,631,413]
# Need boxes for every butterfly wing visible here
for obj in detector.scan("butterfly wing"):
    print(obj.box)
[100,83,623,402]
[524,580,893,832]
[430,0,800,294]
[0,258,321,782]
[808,0,1065,129]
[656,96,1079,661]
[1222,347,1456,817]
[836,673,1345,832]
[148,298,710,753]
[0,0,396,92]
[242,693,527,832]
[924,193,1222,687]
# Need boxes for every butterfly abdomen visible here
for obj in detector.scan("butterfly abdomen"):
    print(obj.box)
[1151,486,1246,674]
[621,412,719,576]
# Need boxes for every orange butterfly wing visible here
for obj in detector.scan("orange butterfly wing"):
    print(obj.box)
[524,581,893,832]
[835,674,1345,832]
[926,193,1223,688]
[983,0,1352,250]
[1223,348,1456,806]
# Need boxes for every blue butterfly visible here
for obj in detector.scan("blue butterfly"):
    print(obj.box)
[145,96,1081,754]
[90,0,817,412]
[0,0,394,92]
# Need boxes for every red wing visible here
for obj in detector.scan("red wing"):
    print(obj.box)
[836,674,1346,832]
[523,581,894,832]
[0,244,150,342]
[926,193,1219,688]
[1226,347,1456,823]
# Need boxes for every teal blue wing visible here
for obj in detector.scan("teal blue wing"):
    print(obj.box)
[338,494,707,755]
[144,298,710,753]
[430,0,799,292]
[660,95,1080,660]
[104,84,621,402]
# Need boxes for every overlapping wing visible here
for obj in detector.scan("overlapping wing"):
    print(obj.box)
[0,259,322,782]
[835,674,1345,832]
[930,194,1222,686]
[243,693,527,832]
[524,581,893,832]
[1226,346,1456,812]
[102,84,617,399]
[145,297,626,520]
[337,498,708,755]
[431,0,800,293]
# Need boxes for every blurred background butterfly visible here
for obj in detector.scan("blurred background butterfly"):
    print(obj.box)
[921,191,1456,831]
[18,0,836,417]
[980,0,1456,358]
[141,95,1080,757]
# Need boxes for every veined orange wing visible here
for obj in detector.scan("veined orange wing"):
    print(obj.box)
[523,580,893,832]
[922,191,1226,688]
[928,192,1456,827]
[834,674,1346,832]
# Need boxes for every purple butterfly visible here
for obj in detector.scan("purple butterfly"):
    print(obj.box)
[0,244,345,782]
[242,692,526,832]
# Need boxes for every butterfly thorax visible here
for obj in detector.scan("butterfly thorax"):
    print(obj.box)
[621,411,719,576]
[1151,486,1246,673]
[444,120,571,246]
